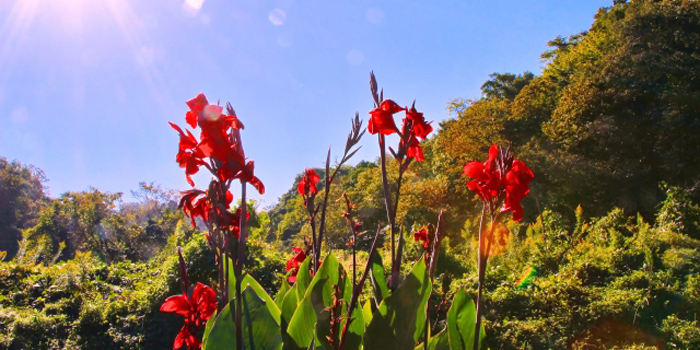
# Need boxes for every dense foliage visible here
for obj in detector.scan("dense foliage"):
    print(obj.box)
[0,157,47,259]
[1,0,700,348]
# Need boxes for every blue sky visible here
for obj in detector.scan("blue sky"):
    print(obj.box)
[1,0,609,208]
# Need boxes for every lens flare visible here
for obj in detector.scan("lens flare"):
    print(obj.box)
[515,266,537,289]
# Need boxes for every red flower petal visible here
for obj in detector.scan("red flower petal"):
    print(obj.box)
[464,162,485,178]
[225,190,233,208]
[406,137,424,162]
[186,111,198,129]
[249,175,265,195]
[187,94,209,115]
[298,169,320,196]
[487,145,498,166]
[368,99,403,135]
[406,107,433,140]
[173,326,189,349]
[160,294,191,316]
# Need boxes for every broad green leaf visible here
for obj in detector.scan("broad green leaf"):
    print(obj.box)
[228,259,281,325]
[280,258,312,336]
[203,286,283,350]
[413,261,433,345]
[202,304,235,350]
[275,280,291,310]
[369,252,389,307]
[414,330,449,350]
[362,300,373,327]
[286,253,343,350]
[201,309,217,349]
[447,289,485,350]
[364,258,431,350]
[295,257,313,300]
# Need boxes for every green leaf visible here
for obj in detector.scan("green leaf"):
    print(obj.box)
[275,280,291,310]
[203,286,283,350]
[415,330,449,350]
[202,304,235,350]
[447,289,485,350]
[228,259,281,325]
[362,300,373,327]
[339,279,365,350]
[364,258,432,350]
[369,252,389,307]
[280,257,313,340]
[286,253,344,350]
[201,309,217,349]
[295,257,313,300]
[280,282,299,333]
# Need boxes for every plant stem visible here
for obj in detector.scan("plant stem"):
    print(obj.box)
[378,134,397,289]
[473,207,496,350]
[316,148,332,265]
[235,182,247,350]
[338,224,383,350]
[310,207,318,273]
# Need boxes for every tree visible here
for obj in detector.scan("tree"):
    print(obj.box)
[480,72,535,100]
[0,157,47,259]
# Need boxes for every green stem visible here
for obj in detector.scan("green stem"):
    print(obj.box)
[235,182,247,350]
[474,207,496,350]
[378,134,397,289]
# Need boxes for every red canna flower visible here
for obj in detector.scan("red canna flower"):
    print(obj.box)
[413,225,435,262]
[179,189,209,228]
[185,94,208,129]
[405,133,424,162]
[172,94,265,193]
[502,160,534,221]
[160,282,217,350]
[413,227,430,249]
[224,207,250,239]
[405,106,433,140]
[298,168,320,196]
[464,145,533,221]
[170,122,208,187]
[463,145,501,201]
[286,247,307,284]
[368,99,404,135]
[237,160,265,195]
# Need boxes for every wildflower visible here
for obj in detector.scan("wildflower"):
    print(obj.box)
[405,106,433,140]
[298,168,320,196]
[286,247,307,284]
[404,133,424,162]
[368,99,403,135]
[160,282,217,350]
[178,189,208,228]
[413,227,430,249]
[463,145,501,201]
[464,145,533,221]
[503,160,534,221]
[171,94,264,194]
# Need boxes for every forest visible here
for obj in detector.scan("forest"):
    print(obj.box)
[1,1,699,349]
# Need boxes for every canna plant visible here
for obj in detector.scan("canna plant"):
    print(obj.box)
[464,145,534,350]
[161,73,531,349]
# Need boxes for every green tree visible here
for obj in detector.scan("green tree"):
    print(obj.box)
[0,158,47,259]
[481,72,535,100]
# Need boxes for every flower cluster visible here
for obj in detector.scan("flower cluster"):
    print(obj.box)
[170,94,263,236]
[298,168,320,200]
[160,283,217,350]
[170,93,264,194]
[413,224,435,262]
[368,99,433,162]
[464,145,534,221]
[286,247,307,284]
